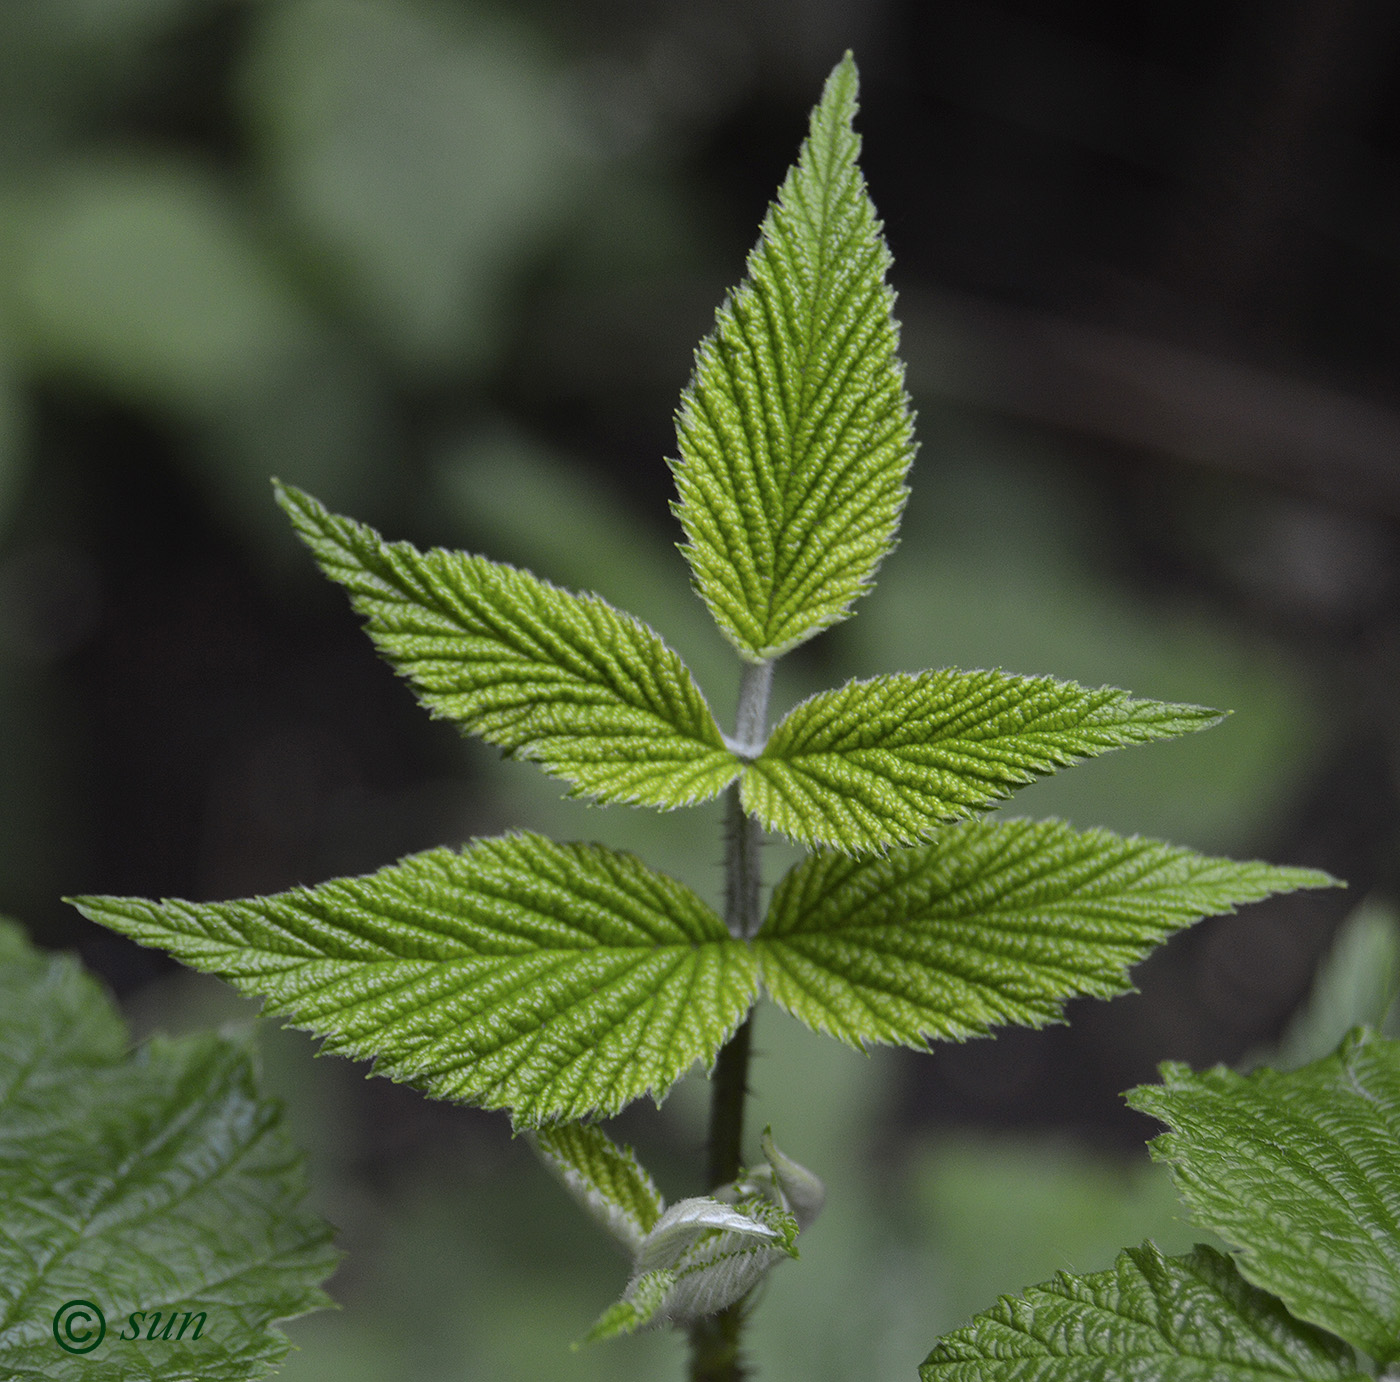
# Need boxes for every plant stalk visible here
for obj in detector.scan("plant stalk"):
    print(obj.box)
[688,659,772,1382]
[723,658,772,943]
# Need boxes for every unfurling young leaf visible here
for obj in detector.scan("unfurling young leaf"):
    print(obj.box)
[586,1196,796,1341]
[69,833,760,1127]
[0,920,337,1382]
[920,1242,1366,1382]
[533,1121,823,1288]
[580,1141,807,1344]
[724,1128,826,1233]
[742,669,1221,853]
[531,1122,819,1344]
[532,1122,665,1257]
[670,52,916,662]
[275,482,739,810]
[755,818,1337,1048]
[1129,1028,1400,1365]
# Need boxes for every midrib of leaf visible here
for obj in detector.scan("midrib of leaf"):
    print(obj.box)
[765,234,892,628]
[778,92,854,544]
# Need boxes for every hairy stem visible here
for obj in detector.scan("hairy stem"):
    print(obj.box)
[689,660,772,1382]
[724,658,771,942]
[706,1011,753,1190]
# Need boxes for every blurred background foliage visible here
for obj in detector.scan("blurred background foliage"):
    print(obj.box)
[4,1,1400,1377]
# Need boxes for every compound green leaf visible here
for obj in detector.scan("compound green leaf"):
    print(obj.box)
[69,834,759,1128]
[670,53,916,662]
[1129,1029,1400,1365]
[920,1243,1365,1382]
[743,670,1221,853]
[756,818,1335,1048]
[276,482,738,809]
[533,1122,664,1256]
[0,919,336,1382]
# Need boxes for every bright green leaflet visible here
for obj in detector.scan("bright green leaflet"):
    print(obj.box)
[0,919,336,1382]
[69,834,760,1127]
[276,482,739,810]
[670,52,916,662]
[754,818,1333,1047]
[1129,1028,1400,1365]
[920,1243,1365,1382]
[743,670,1221,853]
[533,1122,665,1256]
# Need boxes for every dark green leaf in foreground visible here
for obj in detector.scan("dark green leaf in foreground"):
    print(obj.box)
[743,670,1221,853]
[1129,1028,1400,1364]
[0,919,336,1382]
[71,835,759,1127]
[920,1243,1365,1382]
[670,53,917,662]
[276,482,738,809]
[756,819,1336,1048]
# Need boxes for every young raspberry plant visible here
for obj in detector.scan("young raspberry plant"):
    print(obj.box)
[71,54,1336,1382]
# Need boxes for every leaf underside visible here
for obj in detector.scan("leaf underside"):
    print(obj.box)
[533,1122,665,1257]
[0,920,336,1382]
[670,52,916,662]
[756,818,1336,1048]
[1129,1028,1400,1364]
[743,669,1222,853]
[920,1243,1364,1382]
[276,482,738,810]
[69,834,760,1127]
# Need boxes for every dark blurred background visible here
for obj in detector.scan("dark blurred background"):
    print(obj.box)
[4,2,1400,1377]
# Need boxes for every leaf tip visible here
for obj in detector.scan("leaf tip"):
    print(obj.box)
[821,49,860,110]
[1292,867,1347,892]
[62,894,104,924]
[270,476,326,535]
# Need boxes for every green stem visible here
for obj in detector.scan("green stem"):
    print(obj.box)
[689,659,772,1382]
